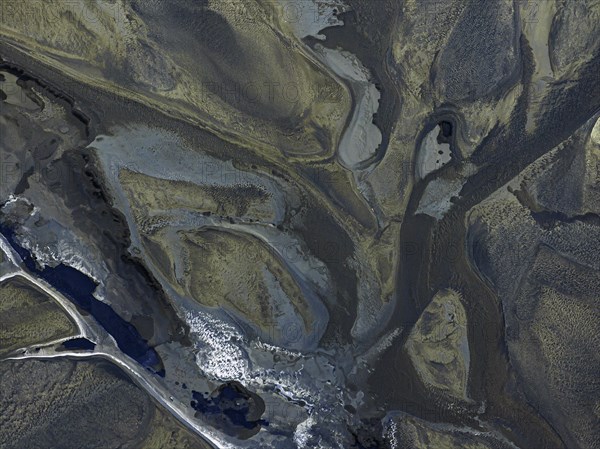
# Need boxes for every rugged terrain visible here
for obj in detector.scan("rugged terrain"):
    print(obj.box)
[1,1,599,448]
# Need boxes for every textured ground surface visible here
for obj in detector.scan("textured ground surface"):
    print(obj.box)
[0,278,76,355]
[0,0,599,448]
[0,358,212,449]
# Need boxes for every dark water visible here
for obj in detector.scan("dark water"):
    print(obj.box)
[438,120,453,144]
[0,224,163,375]
[190,382,267,436]
[62,338,96,351]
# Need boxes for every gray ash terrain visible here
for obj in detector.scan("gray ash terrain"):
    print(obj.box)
[0,1,599,448]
